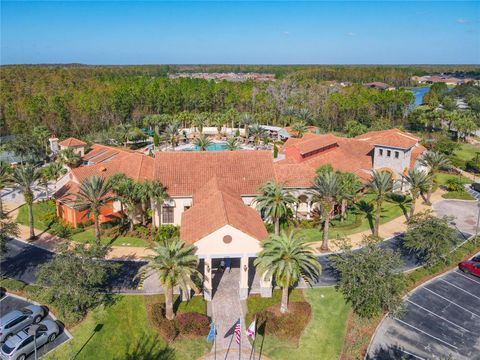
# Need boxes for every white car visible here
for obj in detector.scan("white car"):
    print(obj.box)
[0,306,46,343]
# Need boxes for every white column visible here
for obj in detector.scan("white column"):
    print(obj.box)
[306,201,312,220]
[239,255,249,300]
[203,257,213,301]
[259,271,273,298]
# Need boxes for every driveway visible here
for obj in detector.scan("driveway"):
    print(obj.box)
[0,294,71,359]
[367,263,480,359]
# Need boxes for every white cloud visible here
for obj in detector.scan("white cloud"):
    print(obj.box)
[346,32,357,37]
[456,18,470,24]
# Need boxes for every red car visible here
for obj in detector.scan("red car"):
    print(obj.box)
[459,260,480,277]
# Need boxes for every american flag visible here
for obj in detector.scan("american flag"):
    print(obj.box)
[234,319,241,344]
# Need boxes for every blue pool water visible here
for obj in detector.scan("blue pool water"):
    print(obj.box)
[184,143,228,151]
[410,87,430,106]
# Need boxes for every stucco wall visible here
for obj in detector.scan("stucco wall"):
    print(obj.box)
[194,224,262,258]
[373,145,412,178]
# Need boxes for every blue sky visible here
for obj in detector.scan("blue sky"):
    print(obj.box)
[1,1,479,64]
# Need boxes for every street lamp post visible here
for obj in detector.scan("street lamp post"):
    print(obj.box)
[28,324,40,360]
[476,202,480,239]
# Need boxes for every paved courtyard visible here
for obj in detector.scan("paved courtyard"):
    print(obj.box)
[433,199,479,236]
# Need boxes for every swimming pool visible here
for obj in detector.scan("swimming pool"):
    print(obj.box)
[183,143,228,151]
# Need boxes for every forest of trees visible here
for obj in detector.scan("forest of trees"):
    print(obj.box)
[1,64,479,138]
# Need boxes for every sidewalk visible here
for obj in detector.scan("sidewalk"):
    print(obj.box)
[308,188,447,253]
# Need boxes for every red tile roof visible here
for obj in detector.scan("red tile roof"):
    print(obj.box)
[355,129,419,149]
[54,181,79,204]
[58,137,86,147]
[180,178,268,243]
[289,133,339,156]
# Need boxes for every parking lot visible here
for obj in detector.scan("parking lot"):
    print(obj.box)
[0,294,71,359]
[367,265,480,359]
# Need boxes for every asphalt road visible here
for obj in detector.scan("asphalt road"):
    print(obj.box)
[0,239,146,293]
[367,264,480,360]
[0,294,71,359]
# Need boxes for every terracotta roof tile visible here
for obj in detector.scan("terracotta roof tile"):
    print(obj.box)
[58,137,86,147]
[180,182,268,244]
[54,181,79,204]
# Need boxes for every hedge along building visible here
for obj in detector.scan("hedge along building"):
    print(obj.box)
[53,128,426,300]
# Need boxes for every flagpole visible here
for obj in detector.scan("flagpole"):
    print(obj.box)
[239,319,241,360]
[214,326,217,360]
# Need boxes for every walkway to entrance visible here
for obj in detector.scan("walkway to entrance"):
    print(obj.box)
[207,264,253,359]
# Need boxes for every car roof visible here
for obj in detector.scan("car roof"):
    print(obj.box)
[0,310,23,325]
[4,329,29,348]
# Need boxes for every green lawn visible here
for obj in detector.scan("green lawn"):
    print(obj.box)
[433,172,471,187]
[441,191,475,200]
[45,295,210,360]
[71,228,150,247]
[246,288,350,360]
[16,201,56,231]
[449,143,480,169]
[296,193,408,242]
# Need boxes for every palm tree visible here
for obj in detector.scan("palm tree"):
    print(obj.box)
[310,171,340,250]
[254,231,321,313]
[12,164,41,239]
[0,162,13,213]
[403,169,432,219]
[141,239,201,320]
[192,113,206,134]
[254,181,297,235]
[144,180,166,230]
[135,182,149,226]
[337,172,362,221]
[419,151,452,204]
[110,175,138,231]
[226,136,240,151]
[368,170,395,237]
[46,162,67,193]
[73,176,116,246]
[60,148,81,168]
[240,113,253,138]
[163,122,181,150]
[38,167,52,200]
[291,121,308,138]
[194,135,213,151]
[249,124,266,148]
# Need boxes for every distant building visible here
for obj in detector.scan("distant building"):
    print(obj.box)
[363,82,395,91]
[412,74,479,86]
[168,72,275,82]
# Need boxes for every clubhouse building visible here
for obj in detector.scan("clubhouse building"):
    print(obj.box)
[54,128,426,300]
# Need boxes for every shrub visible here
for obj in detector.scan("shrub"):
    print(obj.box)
[155,225,180,242]
[148,302,210,341]
[445,177,467,192]
[466,160,480,174]
[255,302,311,340]
[0,278,27,292]
[49,220,74,239]
[432,139,460,156]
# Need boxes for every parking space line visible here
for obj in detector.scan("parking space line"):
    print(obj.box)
[452,270,480,285]
[422,287,480,318]
[406,299,472,333]
[439,279,480,301]
[398,349,426,360]
[393,317,459,350]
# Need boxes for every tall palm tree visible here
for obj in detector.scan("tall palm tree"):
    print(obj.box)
[47,162,67,192]
[163,122,181,150]
[73,176,116,246]
[310,171,340,250]
[240,113,253,138]
[192,113,206,134]
[135,182,150,226]
[253,181,297,235]
[12,164,41,239]
[144,180,166,230]
[194,135,213,151]
[419,151,452,204]
[368,170,395,237]
[38,167,52,200]
[141,239,201,320]
[254,231,321,313]
[0,162,13,213]
[225,136,240,151]
[110,175,138,231]
[291,121,308,138]
[403,169,432,219]
[337,172,362,221]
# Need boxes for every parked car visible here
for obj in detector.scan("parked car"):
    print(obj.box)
[459,260,480,277]
[0,320,59,360]
[471,255,480,263]
[471,182,480,192]
[0,306,46,343]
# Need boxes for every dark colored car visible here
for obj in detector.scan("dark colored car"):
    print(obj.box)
[459,260,480,277]
[471,183,480,193]
[471,255,480,263]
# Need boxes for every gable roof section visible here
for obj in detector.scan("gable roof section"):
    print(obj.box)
[180,179,269,244]
[153,151,276,197]
[58,137,86,147]
[356,129,420,149]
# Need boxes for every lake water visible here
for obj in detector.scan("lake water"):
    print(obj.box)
[410,87,430,106]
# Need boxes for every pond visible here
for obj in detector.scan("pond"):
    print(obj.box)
[410,87,430,106]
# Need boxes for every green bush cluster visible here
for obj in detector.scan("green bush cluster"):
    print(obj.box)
[466,160,480,174]
[149,302,209,341]
[155,225,180,242]
[254,302,311,340]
